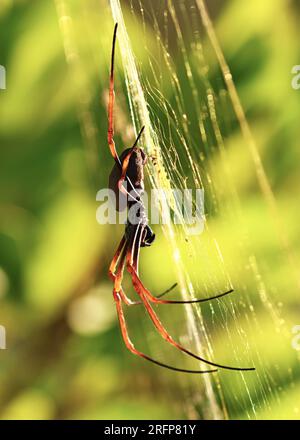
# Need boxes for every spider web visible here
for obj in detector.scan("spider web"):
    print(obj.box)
[109,0,300,420]
[55,0,300,420]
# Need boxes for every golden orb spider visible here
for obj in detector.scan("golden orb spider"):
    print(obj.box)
[106,23,255,374]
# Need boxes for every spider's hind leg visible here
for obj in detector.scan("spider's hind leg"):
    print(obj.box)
[113,290,217,374]
[110,232,216,373]
[125,224,255,372]
[109,237,137,306]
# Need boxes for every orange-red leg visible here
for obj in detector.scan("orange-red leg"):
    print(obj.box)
[108,235,126,282]
[125,225,255,372]
[108,235,170,307]
[107,23,119,164]
[129,263,234,304]
[113,289,216,374]
[110,232,216,372]
[106,22,144,208]
[130,226,234,305]
[109,236,137,306]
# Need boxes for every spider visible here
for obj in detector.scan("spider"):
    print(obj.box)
[107,23,255,374]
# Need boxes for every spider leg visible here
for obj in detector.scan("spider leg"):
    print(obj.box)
[107,23,120,164]
[106,24,144,204]
[121,284,178,307]
[149,286,234,304]
[109,238,179,306]
[110,245,177,305]
[107,235,230,306]
[110,232,216,373]
[113,289,217,374]
[135,281,233,303]
[156,283,178,298]
[108,235,126,282]
[124,218,234,305]
[126,224,255,372]
[131,227,233,304]
[108,236,139,306]
[127,284,232,305]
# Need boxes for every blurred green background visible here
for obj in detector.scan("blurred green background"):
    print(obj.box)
[0,0,299,420]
